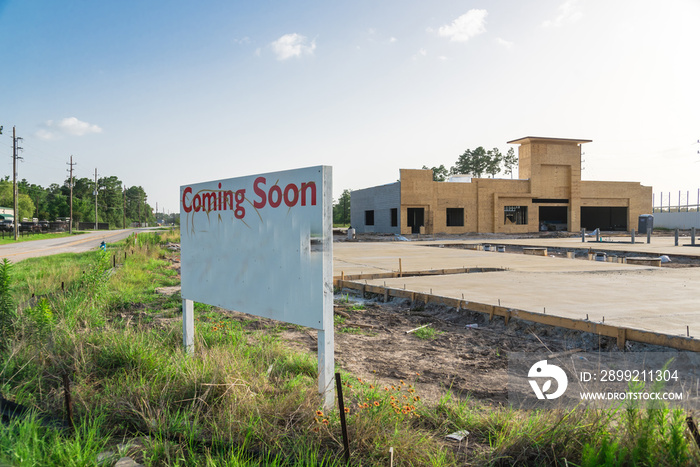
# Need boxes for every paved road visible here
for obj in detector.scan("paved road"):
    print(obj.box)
[0,229,143,262]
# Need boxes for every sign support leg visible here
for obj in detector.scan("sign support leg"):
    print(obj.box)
[318,329,335,409]
[183,298,194,355]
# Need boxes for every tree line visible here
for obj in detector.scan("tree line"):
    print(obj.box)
[0,175,159,229]
[423,146,518,181]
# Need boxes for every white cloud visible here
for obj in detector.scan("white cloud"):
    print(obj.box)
[412,48,428,60]
[36,117,102,140]
[270,33,316,60]
[436,9,487,42]
[389,37,397,43]
[542,0,583,28]
[497,37,514,49]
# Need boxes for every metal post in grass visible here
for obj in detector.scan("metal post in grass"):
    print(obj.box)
[63,372,74,430]
[335,372,350,464]
[675,229,679,246]
[183,298,194,355]
[581,228,585,242]
[646,226,651,244]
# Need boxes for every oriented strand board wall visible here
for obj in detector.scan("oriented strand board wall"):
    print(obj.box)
[581,181,652,230]
[475,179,532,233]
[527,142,580,198]
[434,180,478,233]
[400,169,436,234]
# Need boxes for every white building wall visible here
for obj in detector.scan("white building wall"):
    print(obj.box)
[653,212,700,229]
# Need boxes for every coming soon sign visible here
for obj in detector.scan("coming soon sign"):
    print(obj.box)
[180,166,334,404]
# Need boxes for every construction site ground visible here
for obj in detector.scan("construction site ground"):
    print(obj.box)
[166,231,700,405]
[333,233,700,338]
[262,231,698,404]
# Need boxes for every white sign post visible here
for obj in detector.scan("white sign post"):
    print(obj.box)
[180,166,334,407]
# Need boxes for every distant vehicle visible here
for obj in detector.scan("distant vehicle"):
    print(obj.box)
[39,220,49,230]
[0,220,13,231]
[19,222,41,232]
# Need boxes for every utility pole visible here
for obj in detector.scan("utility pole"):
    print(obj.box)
[12,127,23,241]
[123,187,127,229]
[94,168,98,230]
[67,156,76,234]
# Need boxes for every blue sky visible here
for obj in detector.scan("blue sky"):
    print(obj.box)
[1,0,699,214]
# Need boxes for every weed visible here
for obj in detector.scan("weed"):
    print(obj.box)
[0,258,16,354]
[412,325,442,340]
[23,298,55,338]
[334,293,351,304]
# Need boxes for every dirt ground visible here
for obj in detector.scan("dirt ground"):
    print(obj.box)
[213,295,649,406]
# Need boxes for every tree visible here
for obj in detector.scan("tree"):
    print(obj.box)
[19,182,48,219]
[333,189,351,226]
[485,148,503,178]
[503,147,518,178]
[0,180,35,220]
[125,186,154,226]
[422,165,449,181]
[97,176,124,228]
[452,147,493,178]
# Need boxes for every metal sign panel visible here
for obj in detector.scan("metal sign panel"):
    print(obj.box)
[180,166,332,330]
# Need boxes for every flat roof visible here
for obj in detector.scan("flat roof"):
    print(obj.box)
[507,136,592,145]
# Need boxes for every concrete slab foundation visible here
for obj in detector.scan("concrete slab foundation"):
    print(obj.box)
[334,238,700,350]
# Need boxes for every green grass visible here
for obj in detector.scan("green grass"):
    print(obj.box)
[412,324,442,340]
[0,230,699,465]
[0,231,77,245]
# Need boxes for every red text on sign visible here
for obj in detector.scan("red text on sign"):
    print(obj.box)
[252,177,317,210]
[181,183,246,219]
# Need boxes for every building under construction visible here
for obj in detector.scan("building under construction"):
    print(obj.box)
[351,136,652,235]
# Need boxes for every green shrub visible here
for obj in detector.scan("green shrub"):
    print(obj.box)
[24,298,55,338]
[0,258,16,354]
